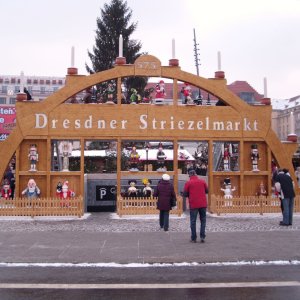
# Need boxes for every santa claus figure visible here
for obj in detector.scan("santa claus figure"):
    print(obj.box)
[251,144,260,171]
[154,80,166,105]
[1,179,12,199]
[28,144,38,172]
[182,82,193,105]
[22,179,41,199]
[56,181,75,206]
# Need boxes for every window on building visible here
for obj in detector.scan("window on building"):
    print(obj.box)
[40,79,44,84]
[11,78,16,84]
[9,98,16,104]
[40,86,46,94]
[0,97,6,104]
[53,87,59,92]
[58,80,63,85]
[27,79,32,84]
[239,92,255,104]
[33,79,38,84]
[46,80,50,85]
[14,86,20,93]
[2,86,7,93]
[0,78,3,83]
[52,79,57,84]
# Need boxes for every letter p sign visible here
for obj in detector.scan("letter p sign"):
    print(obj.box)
[100,188,107,199]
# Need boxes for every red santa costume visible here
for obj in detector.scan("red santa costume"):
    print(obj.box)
[56,181,75,207]
[183,83,193,105]
[155,80,166,105]
[1,179,12,199]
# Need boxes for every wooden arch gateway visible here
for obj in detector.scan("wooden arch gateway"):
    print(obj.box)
[0,54,297,212]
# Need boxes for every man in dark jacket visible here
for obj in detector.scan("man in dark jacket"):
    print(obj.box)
[275,168,295,226]
[154,174,176,232]
[184,169,208,243]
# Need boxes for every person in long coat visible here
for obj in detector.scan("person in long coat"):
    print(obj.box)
[154,174,176,232]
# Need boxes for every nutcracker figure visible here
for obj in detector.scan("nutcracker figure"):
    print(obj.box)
[251,144,260,171]
[222,143,231,171]
[28,144,38,171]
[157,143,167,171]
[59,141,73,171]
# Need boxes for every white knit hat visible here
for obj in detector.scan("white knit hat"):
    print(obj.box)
[162,174,170,181]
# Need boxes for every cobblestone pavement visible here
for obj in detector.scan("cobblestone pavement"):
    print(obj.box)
[0,212,299,233]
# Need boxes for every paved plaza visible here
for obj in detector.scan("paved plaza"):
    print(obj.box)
[0,212,299,233]
[0,212,299,265]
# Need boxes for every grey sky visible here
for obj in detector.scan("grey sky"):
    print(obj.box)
[0,0,299,99]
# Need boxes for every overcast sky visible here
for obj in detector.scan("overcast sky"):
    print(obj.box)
[0,0,299,99]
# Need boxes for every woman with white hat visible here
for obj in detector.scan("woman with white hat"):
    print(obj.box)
[154,174,176,232]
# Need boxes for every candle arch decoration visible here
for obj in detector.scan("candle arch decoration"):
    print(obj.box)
[0,54,298,212]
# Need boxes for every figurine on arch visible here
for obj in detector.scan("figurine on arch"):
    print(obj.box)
[130,88,141,104]
[28,143,38,172]
[143,87,154,104]
[106,82,116,104]
[181,82,194,105]
[154,80,166,105]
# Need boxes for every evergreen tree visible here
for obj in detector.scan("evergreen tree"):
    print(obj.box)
[86,0,148,101]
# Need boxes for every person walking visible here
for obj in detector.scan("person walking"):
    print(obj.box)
[184,169,208,243]
[154,174,176,232]
[275,168,295,226]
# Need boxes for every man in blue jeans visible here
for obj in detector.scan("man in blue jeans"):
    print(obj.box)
[184,169,208,243]
[275,168,295,226]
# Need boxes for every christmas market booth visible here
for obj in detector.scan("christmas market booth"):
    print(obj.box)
[0,54,299,217]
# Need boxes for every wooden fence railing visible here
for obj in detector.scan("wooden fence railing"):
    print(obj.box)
[210,195,300,215]
[0,197,84,218]
[117,195,183,217]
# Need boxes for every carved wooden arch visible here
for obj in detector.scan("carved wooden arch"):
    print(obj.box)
[0,55,297,187]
